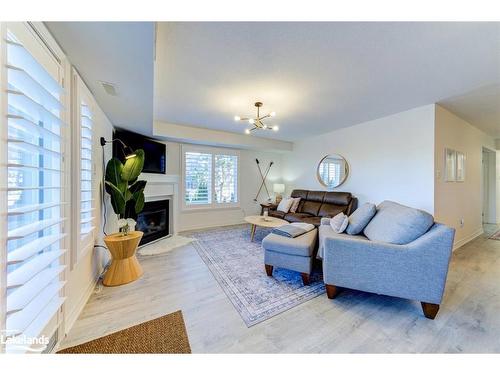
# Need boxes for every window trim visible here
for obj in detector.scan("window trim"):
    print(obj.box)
[181,144,240,212]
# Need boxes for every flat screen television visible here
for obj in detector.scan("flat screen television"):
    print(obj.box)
[113,129,166,174]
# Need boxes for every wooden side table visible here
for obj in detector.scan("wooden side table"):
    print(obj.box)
[103,231,144,287]
[260,202,278,215]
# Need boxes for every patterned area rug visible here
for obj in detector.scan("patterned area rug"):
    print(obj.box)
[189,225,325,327]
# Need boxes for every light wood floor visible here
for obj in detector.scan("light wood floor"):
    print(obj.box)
[60,225,500,353]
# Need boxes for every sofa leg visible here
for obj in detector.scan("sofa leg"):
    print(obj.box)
[325,284,339,299]
[265,264,273,277]
[421,302,440,319]
[300,273,310,286]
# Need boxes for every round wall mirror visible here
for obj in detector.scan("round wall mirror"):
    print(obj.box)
[317,154,349,189]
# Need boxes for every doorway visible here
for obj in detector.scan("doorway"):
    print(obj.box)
[482,147,497,233]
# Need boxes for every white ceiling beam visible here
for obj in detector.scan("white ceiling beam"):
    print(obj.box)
[153,121,293,152]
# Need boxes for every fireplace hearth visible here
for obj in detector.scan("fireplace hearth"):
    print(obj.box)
[136,199,170,246]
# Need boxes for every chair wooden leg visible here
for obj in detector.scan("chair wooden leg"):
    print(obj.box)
[325,284,339,299]
[265,264,273,276]
[421,302,440,319]
[301,273,311,286]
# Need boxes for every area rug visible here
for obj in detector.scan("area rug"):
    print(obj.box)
[57,310,191,354]
[489,229,500,241]
[188,225,325,327]
[138,235,195,256]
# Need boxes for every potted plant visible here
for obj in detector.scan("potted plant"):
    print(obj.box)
[102,149,147,286]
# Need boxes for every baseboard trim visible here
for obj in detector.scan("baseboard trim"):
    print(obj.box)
[453,228,484,251]
[64,276,99,336]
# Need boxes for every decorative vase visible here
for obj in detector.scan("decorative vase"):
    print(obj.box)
[103,231,144,287]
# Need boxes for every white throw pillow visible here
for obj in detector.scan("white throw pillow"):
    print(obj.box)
[277,197,294,213]
[289,197,301,213]
[330,212,349,233]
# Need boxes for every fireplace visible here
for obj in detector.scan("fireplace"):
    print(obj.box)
[136,199,170,246]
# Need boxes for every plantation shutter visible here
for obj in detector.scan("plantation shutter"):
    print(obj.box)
[74,74,96,257]
[184,151,212,205]
[214,154,238,203]
[4,25,66,346]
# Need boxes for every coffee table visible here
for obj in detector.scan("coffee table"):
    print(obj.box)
[244,215,288,242]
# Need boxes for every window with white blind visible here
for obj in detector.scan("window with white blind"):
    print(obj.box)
[2,24,66,350]
[72,73,96,261]
[183,146,239,209]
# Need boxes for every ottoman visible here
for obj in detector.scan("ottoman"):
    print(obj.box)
[262,228,318,285]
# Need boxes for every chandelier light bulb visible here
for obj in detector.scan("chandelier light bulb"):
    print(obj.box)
[270,111,276,117]
[248,119,255,124]
[272,125,279,131]
[234,115,241,121]
[245,129,250,134]
[263,124,267,129]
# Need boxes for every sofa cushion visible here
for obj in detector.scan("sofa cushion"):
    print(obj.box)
[299,216,322,227]
[269,210,286,219]
[317,224,368,259]
[323,192,352,206]
[346,202,377,235]
[284,212,313,223]
[318,203,345,218]
[262,228,318,257]
[363,201,434,245]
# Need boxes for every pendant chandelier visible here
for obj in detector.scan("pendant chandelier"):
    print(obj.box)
[234,102,279,134]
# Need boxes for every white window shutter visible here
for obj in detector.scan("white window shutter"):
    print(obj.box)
[3,25,66,349]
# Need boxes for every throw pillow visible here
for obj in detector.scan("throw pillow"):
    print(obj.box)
[289,197,301,213]
[346,202,377,235]
[363,201,434,245]
[277,197,294,213]
[330,212,349,234]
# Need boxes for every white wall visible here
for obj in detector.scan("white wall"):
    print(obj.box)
[157,141,283,232]
[434,105,497,249]
[281,105,436,213]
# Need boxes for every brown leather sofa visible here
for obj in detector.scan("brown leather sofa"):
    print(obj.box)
[269,189,357,227]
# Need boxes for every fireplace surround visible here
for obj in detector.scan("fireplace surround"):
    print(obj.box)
[136,199,171,246]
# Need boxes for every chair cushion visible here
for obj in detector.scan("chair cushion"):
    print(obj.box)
[363,201,434,245]
[262,228,318,257]
[346,202,377,235]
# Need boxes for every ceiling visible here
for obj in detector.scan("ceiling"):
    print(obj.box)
[45,22,155,135]
[47,22,500,141]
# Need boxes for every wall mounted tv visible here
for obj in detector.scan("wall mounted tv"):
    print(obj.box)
[113,129,166,174]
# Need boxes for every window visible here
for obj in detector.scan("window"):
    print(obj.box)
[183,146,239,209]
[72,71,96,262]
[214,154,238,203]
[2,24,66,350]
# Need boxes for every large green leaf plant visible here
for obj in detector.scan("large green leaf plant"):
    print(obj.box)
[104,149,147,235]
